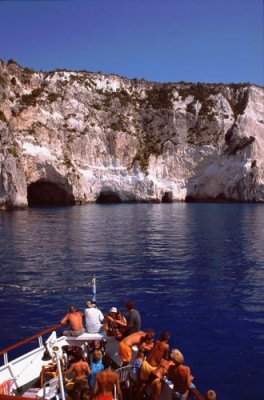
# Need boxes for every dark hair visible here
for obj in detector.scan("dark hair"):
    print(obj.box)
[103,354,113,369]
[146,328,155,338]
[125,301,134,310]
[160,330,170,341]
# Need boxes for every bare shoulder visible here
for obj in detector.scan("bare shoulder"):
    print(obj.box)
[97,369,117,382]
[109,370,119,382]
[82,361,89,368]
[60,313,69,323]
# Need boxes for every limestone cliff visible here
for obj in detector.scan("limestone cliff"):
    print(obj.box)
[0,59,263,209]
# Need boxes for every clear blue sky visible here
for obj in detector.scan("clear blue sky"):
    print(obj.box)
[0,0,263,85]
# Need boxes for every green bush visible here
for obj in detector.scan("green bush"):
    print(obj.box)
[146,87,173,109]
[7,59,18,66]
[21,87,44,106]
[8,146,19,158]
[47,92,60,103]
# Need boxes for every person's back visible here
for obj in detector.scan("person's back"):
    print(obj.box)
[122,330,146,347]
[60,305,84,336]
[128,308,141,331]
[69,312,83,331]
[64,354,90,400]
[84,302,104,333]
[96,369,117,393]
[167,349,194,397]
[64,356,90,382]
[168,364,191,394]
[93,356,122,400]
[123,301,141,336]
[147,330,170,367]
[119,331,146,365]
[147,340,167,366]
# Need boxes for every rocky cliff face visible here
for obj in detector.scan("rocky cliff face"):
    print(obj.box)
[0,59,263,209]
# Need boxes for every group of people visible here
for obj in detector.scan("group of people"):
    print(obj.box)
[60,300,141,340]
[60,301,216,400]
[63,351,122,400]
[59,301,141,400]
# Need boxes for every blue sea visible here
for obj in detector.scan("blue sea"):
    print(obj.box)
[0,203,263,399]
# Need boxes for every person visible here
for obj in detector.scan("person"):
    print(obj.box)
[84,300,104,333]
[60,305,85,336]
[167,349,195,400]
[119,329,155,366]
[109,310,127,340]
[80,386,90,400]
[139,330,170,392]
[135,330,156,398]
[89,350,104,390]
[122,301,141,336]
[64,353,90,400]
[104,307,118,336]
[92,354,123,400]
[206,389,216,399]
[71,380,89,400]
[148,358,174,400]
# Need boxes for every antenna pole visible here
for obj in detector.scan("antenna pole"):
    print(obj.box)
[92,276,96,303]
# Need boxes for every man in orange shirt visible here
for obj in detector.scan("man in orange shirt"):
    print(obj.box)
[119,329,155,366]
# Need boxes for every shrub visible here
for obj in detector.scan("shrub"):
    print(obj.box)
[21,87,44,106]
[7,59,18,66]
[47,92,60,103]
[63,157,74,169]
[8,146,19,158]
[227,136,255,155]
[23,67,35,74]
[146,87,173,109]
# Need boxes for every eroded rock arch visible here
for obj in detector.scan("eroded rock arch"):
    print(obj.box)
[27,181,75,207]
[96,191,122,204]
[162,191,173,203]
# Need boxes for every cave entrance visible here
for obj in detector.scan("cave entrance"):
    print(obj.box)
[162,191,173,203]
[96,191,122,204]
[27,181,75,207]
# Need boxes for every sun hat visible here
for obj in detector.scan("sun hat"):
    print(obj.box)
[110,307,117,313]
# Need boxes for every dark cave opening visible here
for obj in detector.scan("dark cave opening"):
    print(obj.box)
[96,191,122,204]
[162,191,173,203]
[27,181,75,207]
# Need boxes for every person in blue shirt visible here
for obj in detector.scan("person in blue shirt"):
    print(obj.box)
[89,350,104,389]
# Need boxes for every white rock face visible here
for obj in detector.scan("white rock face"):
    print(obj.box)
[0,59,264,209]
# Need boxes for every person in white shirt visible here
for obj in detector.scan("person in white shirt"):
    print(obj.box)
[84,301,104,333]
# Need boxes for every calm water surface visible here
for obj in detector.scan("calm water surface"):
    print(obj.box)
[0,204,264,399]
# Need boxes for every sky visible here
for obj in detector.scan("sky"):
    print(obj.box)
[0,0,263,85]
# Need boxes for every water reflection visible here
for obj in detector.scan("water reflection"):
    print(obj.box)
[0,204,264,399]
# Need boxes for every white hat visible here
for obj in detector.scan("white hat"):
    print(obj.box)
[110,307,117,313]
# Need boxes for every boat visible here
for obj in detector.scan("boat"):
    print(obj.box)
[0,279,207,400]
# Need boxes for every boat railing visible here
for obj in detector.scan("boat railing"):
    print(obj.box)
[0,323,63,365]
